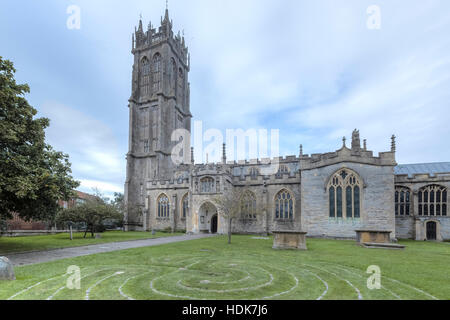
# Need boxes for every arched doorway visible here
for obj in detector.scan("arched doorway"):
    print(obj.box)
[211,215,218,234]
[198,202,218,234]
[426,221,437,241]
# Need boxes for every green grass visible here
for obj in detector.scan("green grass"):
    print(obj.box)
[0,236,449,300]
[0,231,182,255]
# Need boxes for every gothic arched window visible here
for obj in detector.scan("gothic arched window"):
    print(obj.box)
[157,194,170,218]
[181,193,188,219]
[418,185,447,216]
[152,53,162,93]
[328,169,362,219]
[140,57,150,96]
[200,177,215,193]
[177,67,184,102]
[170,58,177,96]
[241,191,257,220]
[395,186,411,216]
[275,189,294,220]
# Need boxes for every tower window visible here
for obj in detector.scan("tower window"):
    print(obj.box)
[153,53,161,93]
[178,68,184,102]
[140,57,150,96]
[171,58,177,96]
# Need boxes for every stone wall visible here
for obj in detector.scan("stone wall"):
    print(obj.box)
[301,162,395,239]
[394,174,450,240]
[395,216,415,239]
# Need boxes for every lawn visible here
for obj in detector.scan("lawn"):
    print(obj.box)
[0,236,449,300]
[0,231,182,255]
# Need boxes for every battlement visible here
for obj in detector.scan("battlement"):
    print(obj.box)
[300,130,397,170]
[192,163,232,176]
[225,155,300,166]
[132,9,189,64]
[232,171,301,184]
[147,177,190,190]
[300,147,396,170]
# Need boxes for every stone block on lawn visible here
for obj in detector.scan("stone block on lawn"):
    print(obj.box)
[272,231,308,250]
[0,257,15,281]
[355,229,391,245]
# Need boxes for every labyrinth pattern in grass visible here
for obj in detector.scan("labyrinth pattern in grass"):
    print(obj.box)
[7,254,438,300]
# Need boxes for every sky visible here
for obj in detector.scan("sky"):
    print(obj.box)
[1,0,449,197]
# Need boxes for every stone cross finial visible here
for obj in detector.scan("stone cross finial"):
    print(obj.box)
[391,135,396,153]
[343,136,347,148]
[363,139,367,151]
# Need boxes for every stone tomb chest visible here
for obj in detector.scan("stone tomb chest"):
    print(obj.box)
[355,229,405,249]
[355,229,391,244]
[272,231,308,250]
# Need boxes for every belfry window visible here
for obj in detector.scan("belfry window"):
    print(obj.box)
[241,191,257,220]
[395,187,411,216]
[328,169,362,219]
[419,185,447,216]
[178,68,184,102]
[152,53,161,92]
[275,189,294,220]
[140,57,150,96]
[170,58,177,96]
[157,194,170,218]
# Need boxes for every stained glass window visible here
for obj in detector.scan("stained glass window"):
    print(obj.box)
[328,169,362,219]
[275,190,294,220]
[419,185,447,216]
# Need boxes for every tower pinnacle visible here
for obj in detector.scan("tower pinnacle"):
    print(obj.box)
[391,135,396,153]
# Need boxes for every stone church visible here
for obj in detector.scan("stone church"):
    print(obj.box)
[124,9,450,242]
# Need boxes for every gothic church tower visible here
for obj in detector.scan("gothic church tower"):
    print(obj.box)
[125,9,192,230]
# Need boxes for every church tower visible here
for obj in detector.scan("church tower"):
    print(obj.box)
[125,8,192,230]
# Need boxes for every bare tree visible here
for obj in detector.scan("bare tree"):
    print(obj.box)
[213,187,266,244]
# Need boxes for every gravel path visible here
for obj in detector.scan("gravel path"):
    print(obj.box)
[5,234,216,266]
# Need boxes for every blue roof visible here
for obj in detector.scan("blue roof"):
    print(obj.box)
[395,162,450,177]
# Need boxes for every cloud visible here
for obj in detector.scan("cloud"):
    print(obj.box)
[2,0,450,170]
[78,179,123,194]
[38,101,125,195]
